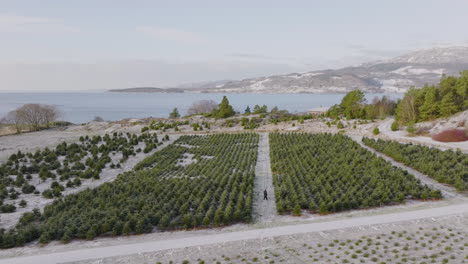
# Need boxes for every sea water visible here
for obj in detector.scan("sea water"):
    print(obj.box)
[0,92,402,124]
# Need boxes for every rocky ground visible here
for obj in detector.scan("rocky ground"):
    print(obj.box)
[69,213,468,264]
[375,110,468,153]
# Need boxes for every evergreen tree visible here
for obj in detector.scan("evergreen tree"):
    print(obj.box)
[455,71,468,107]
[216,96,235,118]
[439,91,459,117]
[253,105,261,114]
[396,72,468,124]
[418,86,439,120]
[270,106,279,114]
[339,90,365,119]
[169,108,180,119]
[244,106,251,114]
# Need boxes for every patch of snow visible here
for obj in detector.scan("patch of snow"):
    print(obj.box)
[302,72,323,77]
[249,78,271,91]
[392,66,444,75]
[379,79,413,93]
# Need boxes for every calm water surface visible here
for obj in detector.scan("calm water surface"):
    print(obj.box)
[0,92,402,124]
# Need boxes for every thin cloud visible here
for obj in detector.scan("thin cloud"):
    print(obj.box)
[137,26,205,44]
[0,14,76,33]
[230,53,280,60]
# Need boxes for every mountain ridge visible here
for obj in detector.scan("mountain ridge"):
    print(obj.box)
[185,45,468,94]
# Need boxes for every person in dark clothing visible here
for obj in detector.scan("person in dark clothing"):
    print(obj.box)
[263,189,268,200]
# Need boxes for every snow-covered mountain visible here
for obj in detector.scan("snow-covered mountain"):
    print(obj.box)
[193,45,468,93]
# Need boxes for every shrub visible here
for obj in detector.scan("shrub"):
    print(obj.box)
[391,121,399,131]
[372,127,380,135]
[406,122,415,134]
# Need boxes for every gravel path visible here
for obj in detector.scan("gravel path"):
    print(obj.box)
[2,202,468,264]
[252,133,277,223]
[377,118,468,153]
[349,135,462,199]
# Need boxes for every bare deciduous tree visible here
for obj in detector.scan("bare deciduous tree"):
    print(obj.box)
[2,110,23,133]
[187,100,218,115]
[17,104,42,131]
[41,104,60,128]
[4,104,61,132]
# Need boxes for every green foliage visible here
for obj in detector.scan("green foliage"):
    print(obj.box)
[396,72,468,124]
[0,134,258,248]
[372,127,380,135]
[0,133,161,209]
[253,105,268,114]
[244,106,251,114]
[214,96,235,118]
[326,92,396,120]
[419,86,440,120]
[169,108,181,119]
[145,120,189,132]
[190,123,202,131]
[406,122,416,134]
[439,91,459,117]
[362,138,468,191]
[340,90,366,119]
[269,133,441,215]
[390,121,399,131]
[241,117,261,130]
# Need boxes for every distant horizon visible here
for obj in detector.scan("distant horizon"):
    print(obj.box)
[1,0,468,91]
[1,42,467,93]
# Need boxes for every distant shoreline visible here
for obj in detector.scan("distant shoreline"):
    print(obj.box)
[108,87,184,93]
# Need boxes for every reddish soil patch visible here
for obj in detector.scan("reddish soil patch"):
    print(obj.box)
[432,129,468,142]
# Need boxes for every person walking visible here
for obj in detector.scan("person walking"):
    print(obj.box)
[263,189,268,200]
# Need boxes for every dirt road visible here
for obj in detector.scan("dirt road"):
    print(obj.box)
[252,133,277,223]
[1,201,467,264]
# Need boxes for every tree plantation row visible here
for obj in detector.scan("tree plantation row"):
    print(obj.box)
[269,133,442,215]
[362,138,468,191]
[0,133,258,248]
[0,132,163,213]
[0,132,459,249]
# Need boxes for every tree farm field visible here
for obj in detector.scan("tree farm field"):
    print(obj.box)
[0,130,467,263]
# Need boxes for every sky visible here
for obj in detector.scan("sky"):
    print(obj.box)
[1,0,468,91]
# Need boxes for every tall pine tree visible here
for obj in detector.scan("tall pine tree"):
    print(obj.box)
[216,96,235,118]
[439,91,459,117]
